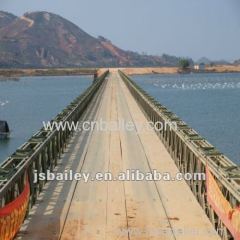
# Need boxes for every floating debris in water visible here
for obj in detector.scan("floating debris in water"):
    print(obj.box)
[145,74,240,90]
[0,100,9,107]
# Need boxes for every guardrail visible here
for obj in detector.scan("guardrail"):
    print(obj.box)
[0,71,109,208]
[119,70,240,240]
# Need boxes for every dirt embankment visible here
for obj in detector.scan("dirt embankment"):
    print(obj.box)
[121,67,178,75]
[0,68,96,78]
[2,65,240,78]
[121,65,240,75]
[205,65,240,73]
[97,67,178,76]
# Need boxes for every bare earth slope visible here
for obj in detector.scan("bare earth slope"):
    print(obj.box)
[0,11,17,29]
[0,11,181,68]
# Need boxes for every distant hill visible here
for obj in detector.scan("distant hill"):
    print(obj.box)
[234,59,240,65]
[196,57,231,66]
[196,57,211,65]
[0,11,17,29]
[0,11,184,68]
[212,60,231,65]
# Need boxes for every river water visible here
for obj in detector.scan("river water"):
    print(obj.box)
[132,73,240,164]
[1,73,239,165]
[0,75,91,164]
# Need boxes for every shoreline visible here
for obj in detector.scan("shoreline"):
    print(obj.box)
[121,65,240,75]
[0,68,97,78]
[1,65,240,78]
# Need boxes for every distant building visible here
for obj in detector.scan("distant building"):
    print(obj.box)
[194,63,205,71]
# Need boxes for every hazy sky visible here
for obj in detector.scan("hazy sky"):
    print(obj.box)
[1,0,240,61]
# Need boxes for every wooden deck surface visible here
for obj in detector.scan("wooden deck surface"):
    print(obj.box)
[17,72,220,240]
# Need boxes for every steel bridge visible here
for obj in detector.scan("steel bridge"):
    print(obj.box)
[0,70,239,240]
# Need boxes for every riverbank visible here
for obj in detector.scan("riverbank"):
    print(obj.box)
[1,65,240,78]
[121,67,178,75]
[205,64,240,73]
[0,68,96,78]
[121,65,240,75]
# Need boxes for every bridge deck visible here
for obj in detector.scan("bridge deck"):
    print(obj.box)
[17,72,220,240]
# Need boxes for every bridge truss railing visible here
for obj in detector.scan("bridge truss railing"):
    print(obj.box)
[0,71,108,239]
[119,70,240,240]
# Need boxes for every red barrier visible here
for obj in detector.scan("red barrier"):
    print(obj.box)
[0,177,30,240]
[206,167,240,240]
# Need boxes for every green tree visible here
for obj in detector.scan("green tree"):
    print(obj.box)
[178,58,190,69]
